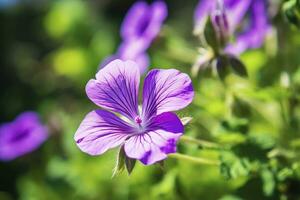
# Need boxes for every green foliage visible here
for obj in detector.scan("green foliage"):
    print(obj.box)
[283,0,300,28]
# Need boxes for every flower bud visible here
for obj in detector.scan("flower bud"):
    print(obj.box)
[211,0,229,46]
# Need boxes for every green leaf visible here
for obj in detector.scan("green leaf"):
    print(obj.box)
[215,55,230,80]
[220,162,232,180]
[219,195,243,200]
[261,168,275,196]
[283,0,300,28]
[277,168,294,181]
[229,56,248,77]
[157,160,165,170]
[112,146,126,177]
[204,17,219,53]
[219,152,251,179]
[125,155,136,175]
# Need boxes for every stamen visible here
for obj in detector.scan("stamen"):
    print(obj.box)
[135,116,143,125]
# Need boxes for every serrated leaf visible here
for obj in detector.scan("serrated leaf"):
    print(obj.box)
[125,156,136,175]
[229,56,248,77]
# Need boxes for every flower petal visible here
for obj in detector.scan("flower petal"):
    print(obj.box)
[0,112,48,161]
[117,40,150,73]
[74,110,134,156]
[144,1,167,40]
[121,1,167,41]
[134,52,150,75]
[124,112,183,165]
[120,1,149,40]
[225,0,269,55]
[86,59,140,120]
[118,39,149,58]
[142,69,194,120]
[194,0,214,26]
[225,0,251,31]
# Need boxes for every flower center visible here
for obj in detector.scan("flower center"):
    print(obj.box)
[135,116,143,125]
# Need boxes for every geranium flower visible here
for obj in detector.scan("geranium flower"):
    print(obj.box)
[75,59,194,165]
[194,0,269,55]
[101,1,167,73]
[0,112,48,161]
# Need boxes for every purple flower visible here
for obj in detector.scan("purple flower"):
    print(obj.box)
[101,1,167,73]
[120,1,167,43]
[0,112,48,161]
[75,59,194,165]
[194,0,269,55]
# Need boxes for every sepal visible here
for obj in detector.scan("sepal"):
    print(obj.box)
[112,146,136,177]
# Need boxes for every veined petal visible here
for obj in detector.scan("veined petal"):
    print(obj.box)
[142,69,194,120]
[74,110,134,156]
[86,59,140,120]
[124,112,183,165]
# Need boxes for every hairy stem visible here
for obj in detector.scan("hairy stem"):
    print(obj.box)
[180,135,221,149]
[169,153,220,165]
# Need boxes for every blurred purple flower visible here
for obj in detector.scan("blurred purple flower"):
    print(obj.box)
[120,1,167,43]
[211,0,230,44]
[101,1,167,73]
[0,112,48,161]
[194,0,269,55]
[75,59,194,165]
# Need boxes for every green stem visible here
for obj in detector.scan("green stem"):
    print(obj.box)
[225,89,234,119]
[180,135,221,149]
[169,153,220,165]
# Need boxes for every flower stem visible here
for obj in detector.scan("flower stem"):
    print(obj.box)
[169,153,220,165]
[180,135,221,149]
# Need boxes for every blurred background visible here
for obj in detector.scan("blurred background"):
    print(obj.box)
[1,0,300,199]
